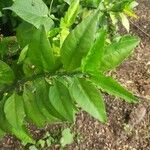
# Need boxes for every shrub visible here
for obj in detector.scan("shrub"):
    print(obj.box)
[0,0,139,144]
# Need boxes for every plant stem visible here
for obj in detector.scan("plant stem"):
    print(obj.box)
[49,0,54,16]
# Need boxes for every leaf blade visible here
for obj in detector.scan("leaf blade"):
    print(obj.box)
[23,84,47,127]
[82,28,106,73]
[4,93,25,128]
[49,79,75,122]
[70,78,107,123]
[99,36,140,72]
[7,0,53,30]
[120,13,130,32]
[90,73,139,103]
[33,79,60,123]
[60,0,80,46]
[0,60,15,89]
[60,10,100,70]
[27,26,55,72]
[4,93,34,144]
[60,128,74,147]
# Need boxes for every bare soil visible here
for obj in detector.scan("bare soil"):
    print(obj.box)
[0,0,150,149]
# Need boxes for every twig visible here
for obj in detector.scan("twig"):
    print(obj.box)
[129,19,150,39]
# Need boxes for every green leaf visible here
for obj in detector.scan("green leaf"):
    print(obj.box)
[4,93,25,128]
[0,128,5,139]
[82,29,106,73]
[0,11,2,17]
[48,28,61,38]
[120,13,130,32]
[109,12,118,25]
[29,145,38,150]
[60,128,74,147]
[4,93,34,144]
[23,84,47,127]
[70,78,107,122]
[6,0,54,30]
[60,10,100,70]
[123,1,138,18]
[99,36,140,72]
[110,0,131,12]
[129,1,138,9]
[60,0,80,46]
[46,137,52,147]
[0,99,12,133]
[0,60,15,89]
[90,73,139,103]
[123,7,138,18]
[16,22,37,48]
[83,0,100,8]
[33,78,66,121]
[49,79,75,122]
[27,26,55,72]
[61,0,80,28]
[17,45,28,64]
[22,58,40,77]
[1,97,32,143]
[37,139,45,148]
[60,27,70,47]
[33,79,60,123]
[0,96,10,139]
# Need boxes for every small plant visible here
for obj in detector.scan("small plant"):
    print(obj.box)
[60,128,74,148]
[0,0,140,145]
[28,128,74,149]
[123,123,133,135]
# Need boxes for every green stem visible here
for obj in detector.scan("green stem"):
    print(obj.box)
[49,0,54,16]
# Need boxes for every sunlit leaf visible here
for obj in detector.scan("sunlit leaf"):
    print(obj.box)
[120,13,130,32]
[6,0,54,30]
[61,10,100,70]
[17,45,28,64]
[70,78,107,122]
[90,73,139,103]
[99,36,140,72]
[61,0,80,28]
[60,128,74,147]
[82,28,106,73]
[110,0,131,12]
[29,145,38,150]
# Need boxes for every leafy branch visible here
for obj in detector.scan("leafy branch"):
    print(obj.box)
[0,0,140,145]
[0,71,83,97]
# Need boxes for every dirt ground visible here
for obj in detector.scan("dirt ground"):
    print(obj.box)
[0,0,150,149]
